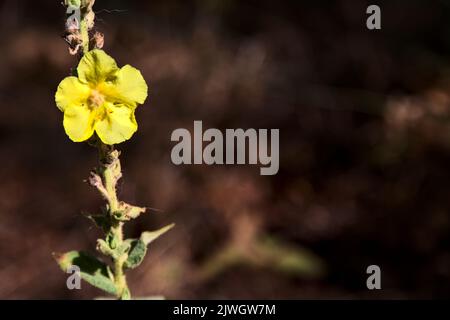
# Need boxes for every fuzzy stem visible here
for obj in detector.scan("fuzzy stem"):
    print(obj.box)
[80,19,90,54]
[97,142,131,300]
[111,223,129,300]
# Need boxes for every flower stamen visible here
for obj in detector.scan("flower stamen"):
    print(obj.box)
[88,89,105,108]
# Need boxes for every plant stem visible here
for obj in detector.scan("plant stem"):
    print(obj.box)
[111,223,130,300]
[97,141,131,300]
[80,0,95,54]
[80,19,90,54]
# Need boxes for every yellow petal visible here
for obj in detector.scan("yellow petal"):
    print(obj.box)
[55,76,90,112]
[77,49,119,85]
[102,65,148,107]
[63,105,95,142]
[94,103,138,145]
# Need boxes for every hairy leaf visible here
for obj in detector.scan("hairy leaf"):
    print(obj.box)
[124,239,146,269]
[140,224,175,245]
[54,251,117,295]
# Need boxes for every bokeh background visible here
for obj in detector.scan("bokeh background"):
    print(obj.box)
[0,0,450,299]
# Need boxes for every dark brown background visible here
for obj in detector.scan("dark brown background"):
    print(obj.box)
[0,0,449,299]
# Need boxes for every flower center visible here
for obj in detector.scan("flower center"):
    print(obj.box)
[88,89,105,108]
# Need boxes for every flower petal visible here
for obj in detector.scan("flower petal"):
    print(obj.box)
[55,76,90,112]
[77,49,119,85]
[63,105,95,142]
[94,103,138,145]
[102,65,148,106]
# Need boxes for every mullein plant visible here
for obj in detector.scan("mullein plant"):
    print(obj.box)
[53,0,173,300]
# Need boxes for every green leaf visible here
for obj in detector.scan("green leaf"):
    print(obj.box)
[124,239,147,269]
[124,224,175,269]
[53,251,117,295]
[140,224,175,245]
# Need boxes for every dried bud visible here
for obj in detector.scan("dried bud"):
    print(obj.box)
[112,202,147,221]
[68,44,81,55]
[89,172,103,188]
[93,31,104,49]
[89,172,109,200]
[85,11,95,30]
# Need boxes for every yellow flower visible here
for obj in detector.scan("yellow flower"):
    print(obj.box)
[55,49,148,144]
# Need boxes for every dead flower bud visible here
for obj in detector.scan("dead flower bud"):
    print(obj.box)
[93,31,104,49]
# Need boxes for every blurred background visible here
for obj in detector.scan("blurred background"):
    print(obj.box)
[0,0,450,299]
